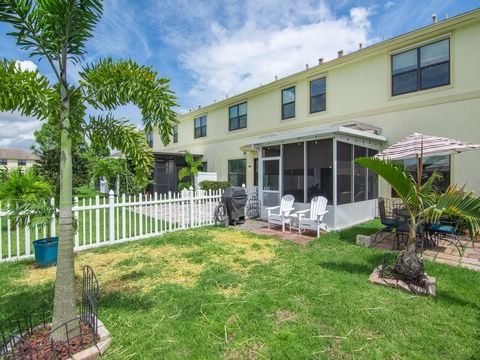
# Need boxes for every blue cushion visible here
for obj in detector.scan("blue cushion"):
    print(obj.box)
[428,223,456,234]
[381,219,396,227]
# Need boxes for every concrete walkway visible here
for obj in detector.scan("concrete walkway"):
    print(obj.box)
[235,220,315,245]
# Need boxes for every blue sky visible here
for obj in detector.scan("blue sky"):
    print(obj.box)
[0,0,479,149]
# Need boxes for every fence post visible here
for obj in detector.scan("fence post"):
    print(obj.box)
[50,198,56,237]
[189,186,194,228]
[73,196,79,248]
[154,192,158,234]
[168,191,172,232]
[138,193,143,237]
[121,194,126,240]
[95,195,100,245]
[109,190,115,244]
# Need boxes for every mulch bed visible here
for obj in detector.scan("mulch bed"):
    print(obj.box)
[11,323,95,360]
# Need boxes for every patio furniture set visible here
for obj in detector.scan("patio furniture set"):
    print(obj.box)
[267,195,329,237]
[375,197,465,254]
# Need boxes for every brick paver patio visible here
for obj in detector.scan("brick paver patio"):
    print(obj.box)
[370,232,480,271]
[237,220,480,271]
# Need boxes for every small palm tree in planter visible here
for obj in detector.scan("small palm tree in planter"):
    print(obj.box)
[354,157,480,283]
[12,198,60,267]
[178,152,203,190]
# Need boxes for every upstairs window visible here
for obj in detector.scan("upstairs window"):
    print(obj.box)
[229,102,247,131]
[392,38,450,96]
[18,160,26,166]
[0,159,7,166]
[173,125,178,143]
[194,115,207,138]
[281,86,295,120]
[310,77,326,113]
[146,132,153,147]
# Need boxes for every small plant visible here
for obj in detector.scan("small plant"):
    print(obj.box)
[178,152,203,190]
[11,198,58,242]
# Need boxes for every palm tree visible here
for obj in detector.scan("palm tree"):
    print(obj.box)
[178,152,203,190]
[354,157,480,281]
[0,0,177,339]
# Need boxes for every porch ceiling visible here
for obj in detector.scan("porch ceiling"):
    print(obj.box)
[247,124,387,147]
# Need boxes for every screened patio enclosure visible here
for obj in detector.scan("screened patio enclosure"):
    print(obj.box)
[248,125,387,230]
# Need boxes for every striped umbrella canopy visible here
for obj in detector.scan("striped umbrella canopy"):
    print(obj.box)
[376,133,480,161]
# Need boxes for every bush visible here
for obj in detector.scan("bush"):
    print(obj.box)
[199,180,230,191]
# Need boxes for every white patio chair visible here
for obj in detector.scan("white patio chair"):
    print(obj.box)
[296,196,329,237]
[266,194,295,232]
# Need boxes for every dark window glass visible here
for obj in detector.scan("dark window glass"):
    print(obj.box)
[173,125,178,143]
[146,133,153,147]
[228,159,246,186]
[262,146,280,157]
[394,155,450,195]
[336,141,352,205]
[354,146,367,202]
[392,39,449,96]
[307,139,333,204]
[0,159,7,166]
[229,102,247,131]
[310,78,326,113]
[201,162,207,172]
[263,160,279,191]
[283,142,304,202]
[282,87,295,119]
[194,115,207,138]
[254,158,258,186]
[367,148,379,200]
[18,159,27,166]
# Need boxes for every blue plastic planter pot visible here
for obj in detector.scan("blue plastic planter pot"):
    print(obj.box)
[33,237,59,267]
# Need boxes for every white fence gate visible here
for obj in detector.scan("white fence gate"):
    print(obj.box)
[0,189,223,263]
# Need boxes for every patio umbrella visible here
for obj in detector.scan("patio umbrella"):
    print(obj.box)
[375,133,480,186]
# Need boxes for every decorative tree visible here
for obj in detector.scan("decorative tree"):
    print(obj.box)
[354,157,480,281]
[178,152,203,190]
[0,0,177,339]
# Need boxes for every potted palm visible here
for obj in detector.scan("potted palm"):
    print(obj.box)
[0,168,57,267]
[13,199,58,267]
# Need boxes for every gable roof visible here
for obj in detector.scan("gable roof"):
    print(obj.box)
[0,148,39,161]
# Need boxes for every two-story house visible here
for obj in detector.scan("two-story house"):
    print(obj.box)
[152,8,480,229]
[0,148,38,170]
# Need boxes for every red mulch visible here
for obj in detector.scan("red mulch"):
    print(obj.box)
[12,323,95,360]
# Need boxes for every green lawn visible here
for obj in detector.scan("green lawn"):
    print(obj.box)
[0,221,479,359]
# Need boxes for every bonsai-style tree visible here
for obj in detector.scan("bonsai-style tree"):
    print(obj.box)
[178,152,203,190]
[354,157,480,281]
[0,0,177,339]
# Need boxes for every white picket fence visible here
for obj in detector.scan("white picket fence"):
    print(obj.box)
[0,189,223,263]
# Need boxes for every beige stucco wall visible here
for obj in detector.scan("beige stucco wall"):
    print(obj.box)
[153,15,480,196]
[1,159,36,170]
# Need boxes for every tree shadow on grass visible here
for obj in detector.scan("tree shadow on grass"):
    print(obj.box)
[336,221,383,245]
[0,285,53,322]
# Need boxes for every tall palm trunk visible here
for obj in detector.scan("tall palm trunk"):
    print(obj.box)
[51,65,76,340]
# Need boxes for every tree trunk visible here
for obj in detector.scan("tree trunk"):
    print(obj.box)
[394,222,425,283]
[51,73,76,340]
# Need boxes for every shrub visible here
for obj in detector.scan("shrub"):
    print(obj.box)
[199,180,230,191]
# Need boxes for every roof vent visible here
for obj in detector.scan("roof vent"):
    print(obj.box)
[198,105,201,109]
[275,75,278,80]
[305,64,309,69]
[318,58,323,65]
[338,50,343,58]
[445,13,448,20]
[359,43,363,50]
[432,13,437,23]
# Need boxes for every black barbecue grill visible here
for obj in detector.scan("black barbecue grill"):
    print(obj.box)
[221,186,247,225]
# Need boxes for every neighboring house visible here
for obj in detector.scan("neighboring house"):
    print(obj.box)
[0,148,38,170]
[152,9,480,229]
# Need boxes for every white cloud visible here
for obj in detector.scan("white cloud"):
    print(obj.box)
[168,1,372,107]
[89,0,151,59]
[15,60,37,72]
[0,111,42,150]
[384,1,395,9]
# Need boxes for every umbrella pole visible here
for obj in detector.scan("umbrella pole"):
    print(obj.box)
[418,136,424,188]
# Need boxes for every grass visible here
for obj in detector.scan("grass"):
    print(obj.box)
[0,221,479,359]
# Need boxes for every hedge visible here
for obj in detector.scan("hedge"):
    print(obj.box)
[199,180,230,191]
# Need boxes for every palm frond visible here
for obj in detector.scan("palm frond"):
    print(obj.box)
[80,58,178,145]
[0,58,54,119]
[85,114,154,188]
